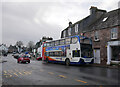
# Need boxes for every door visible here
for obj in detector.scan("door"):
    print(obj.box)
[94,49,100,64]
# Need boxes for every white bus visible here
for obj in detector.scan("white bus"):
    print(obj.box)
[42,35,94,66]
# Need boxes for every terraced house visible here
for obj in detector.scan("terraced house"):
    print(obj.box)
[61,6,120,65]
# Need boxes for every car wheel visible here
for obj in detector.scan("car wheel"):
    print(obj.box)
[46,58,49,63]
[65,59,70,66]
[28,61,30,63]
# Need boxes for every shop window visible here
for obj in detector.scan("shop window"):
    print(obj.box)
[111,46,120,61]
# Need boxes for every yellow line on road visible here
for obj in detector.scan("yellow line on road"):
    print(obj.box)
[48,72,54,75]
[18,72,24,75]
[4,74,12,77]
[4,71,7,73]
[58,75,67,78]
[75,79,87,83]
[13,73,19,76]
[40,69,44,72]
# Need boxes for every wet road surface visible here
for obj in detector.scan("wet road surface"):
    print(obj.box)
[1,54,119,85]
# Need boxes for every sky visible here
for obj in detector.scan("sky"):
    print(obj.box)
[0,0,119,46]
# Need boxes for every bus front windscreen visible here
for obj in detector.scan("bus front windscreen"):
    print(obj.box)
[81,43,93,58]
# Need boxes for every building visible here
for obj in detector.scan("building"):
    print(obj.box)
[8,45,18,53]
[0,44,8,55]
[61,6,120,65]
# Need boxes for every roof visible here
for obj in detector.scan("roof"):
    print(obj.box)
[87,8,120,32]
[61,8,120,36]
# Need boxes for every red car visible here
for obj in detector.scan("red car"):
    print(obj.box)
[17,55,30,63]
[36,57,42,61]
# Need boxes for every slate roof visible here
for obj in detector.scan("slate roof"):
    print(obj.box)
[87,8,120,32]
[61,8,120,38]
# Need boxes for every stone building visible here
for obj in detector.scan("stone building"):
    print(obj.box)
[61,6,120,65]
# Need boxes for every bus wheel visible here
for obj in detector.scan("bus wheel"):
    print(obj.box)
[65,59,70,66]
[46,58,49,63]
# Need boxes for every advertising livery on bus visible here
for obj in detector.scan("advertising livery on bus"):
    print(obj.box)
[42,35,94,66]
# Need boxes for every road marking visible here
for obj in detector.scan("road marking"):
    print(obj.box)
[4,74,12,78]
[75,79,87,83]
[18,72,24,75]
[23,71,31,75]
[3,71,7,73]
[40,69,44,72]
[58,75,67,78]
[48,72,54,75]
[13,73,19,76]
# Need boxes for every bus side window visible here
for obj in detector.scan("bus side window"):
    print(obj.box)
[51,42,55,46]
[60,39,65,45]
[65,38,71,44]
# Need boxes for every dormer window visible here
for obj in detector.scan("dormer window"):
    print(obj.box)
[75,24,78,34]
[68,28,71,36]
[111,28,118,39]
[103,17,108,22]
[94,31,99,41]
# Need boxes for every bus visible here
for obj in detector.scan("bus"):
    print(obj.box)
[42,35,94,66]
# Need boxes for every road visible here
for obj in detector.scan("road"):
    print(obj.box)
[1,54,119,86]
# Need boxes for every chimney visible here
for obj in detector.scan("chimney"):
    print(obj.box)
[90,6,97,15]
[90,6,106,15]
[69,22,72,27]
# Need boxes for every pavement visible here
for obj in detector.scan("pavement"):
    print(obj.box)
[91,63,120,69]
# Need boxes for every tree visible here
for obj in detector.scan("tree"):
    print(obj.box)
[16,41,23,53]
[27,41,35,52]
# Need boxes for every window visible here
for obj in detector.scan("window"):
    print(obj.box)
[55,41,59,46]
[71,37,78,44]
[63,31,66,38]
[46,42,50,47]
[111,28,118,39]
[94,31,99,41]
[102,17,108,22]
[80,38,90,44]
[65,38,71,44]
[68,28,71,36]
[60,39,65,45]
[75,24,78,33]
[51,42,55,46]
[43,43,47,47]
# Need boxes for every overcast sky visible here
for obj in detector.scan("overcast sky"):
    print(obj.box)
[1,0,119,46]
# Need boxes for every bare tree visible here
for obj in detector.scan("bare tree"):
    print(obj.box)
[27,41,35,52]
[16,41,23,48]
[16,41,23,53]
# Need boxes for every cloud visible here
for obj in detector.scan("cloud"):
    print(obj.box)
[1,0,119,46]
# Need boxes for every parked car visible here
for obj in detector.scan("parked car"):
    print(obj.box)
[17,55,30,63]
[36,57,42,61]
[13,53,20,59]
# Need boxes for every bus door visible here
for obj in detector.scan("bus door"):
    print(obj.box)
[72,50,80,62]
